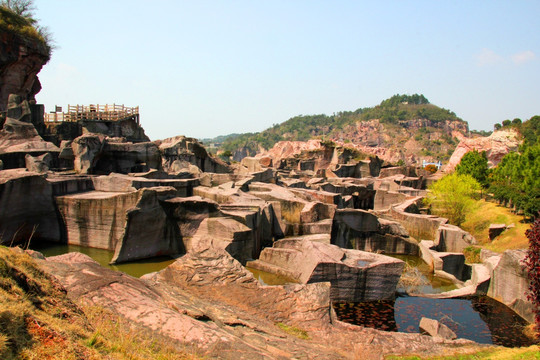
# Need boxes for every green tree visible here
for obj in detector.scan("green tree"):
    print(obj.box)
[424,173,481,226]
[489,143,540,218]
[456,150,489,187]
[494,123,502,131]
[502,119,512,127]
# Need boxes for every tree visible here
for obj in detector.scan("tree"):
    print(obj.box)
[456,150,489,187]
[488,143,540,218]
[1,0,35,19]
[494,123,502,131]
[502,119,512,127]
[424,173,481,226]
[524,217,540,336]
[512,118,522,126]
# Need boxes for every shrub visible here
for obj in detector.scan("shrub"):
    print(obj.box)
[424,164,438,174]
[524,217,540,336]
[424,173,481,226]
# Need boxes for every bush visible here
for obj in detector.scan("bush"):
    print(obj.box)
[524,217,540,336]
[424,173,481,226]
[424,164,438,174]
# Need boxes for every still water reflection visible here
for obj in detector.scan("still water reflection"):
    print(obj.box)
[32,242,176,278]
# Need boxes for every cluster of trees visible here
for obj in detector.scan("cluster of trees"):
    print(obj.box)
[433,116,540,221]
[221,94,463,154]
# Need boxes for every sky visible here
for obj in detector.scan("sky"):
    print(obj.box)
[33,0,540,141]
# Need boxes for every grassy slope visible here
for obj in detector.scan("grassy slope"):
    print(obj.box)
[461,199,529,252]
[386,345,540,360]
[0,246,198,360]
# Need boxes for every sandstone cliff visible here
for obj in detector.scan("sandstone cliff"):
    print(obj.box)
[0,28,50,112]
[446,129,521,172]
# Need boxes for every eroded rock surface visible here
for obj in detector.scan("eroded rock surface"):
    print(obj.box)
[37,249,476,359]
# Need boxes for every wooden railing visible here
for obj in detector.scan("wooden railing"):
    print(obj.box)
[44,104,139,124]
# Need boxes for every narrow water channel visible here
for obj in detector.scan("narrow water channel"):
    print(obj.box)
[31,242,176,278]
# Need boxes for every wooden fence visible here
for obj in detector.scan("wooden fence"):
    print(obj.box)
[44,104,139,124]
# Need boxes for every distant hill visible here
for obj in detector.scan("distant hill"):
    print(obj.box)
[219,94,470,164]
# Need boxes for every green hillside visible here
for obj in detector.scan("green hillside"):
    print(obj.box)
[220,94,466,157]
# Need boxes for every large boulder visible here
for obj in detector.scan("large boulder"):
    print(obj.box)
[0,95,59,168]
[434,224,477,253]
[419,317,457,340]
[25,152,51,173]
[247,238,404,302]
[72,134,161,174]
[188,217,254,263]
[156,135,230,174]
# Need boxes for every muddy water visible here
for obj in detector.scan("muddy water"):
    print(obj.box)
[32,242,176,278]
[246,266,298,285]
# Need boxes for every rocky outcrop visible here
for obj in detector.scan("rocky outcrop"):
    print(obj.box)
[446,129,520,171]
[72,134,161,174]
[0,94,59,168]
[486,250,535,323]
[247,238,404,302]
[331,209,419,255]
[56,187,179,263]
[156,135,230,174]
[36,249,470,359]
[0,29,50,112]
[0,169,61,245]
[433,224,477,253]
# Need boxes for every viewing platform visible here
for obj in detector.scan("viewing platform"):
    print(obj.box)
[44,104,139,124]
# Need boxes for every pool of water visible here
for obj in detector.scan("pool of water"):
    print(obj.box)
[391,254,457,294]
[334,296,535,347]
[246,266,298,285]
[31,242,177,278]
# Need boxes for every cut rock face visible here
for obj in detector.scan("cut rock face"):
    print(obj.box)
[0,169,61,244]
[247,238,404,302]
[56,187,179,263]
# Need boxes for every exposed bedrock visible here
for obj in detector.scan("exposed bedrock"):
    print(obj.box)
[36,249,467,359]
[433,224,477,253]
[156,135,230,174]
[331,209,419,255]
[72,134,162,175]
[247,238,404,302]
[56,187,180,263]
[188,217,255,264]
[92,172,198,196]
[0,30,50,112]
[485,250,535,323]
[419,240,472,283]
[0,169,61,244]
[384,198,447,241]
[0,94,59,169]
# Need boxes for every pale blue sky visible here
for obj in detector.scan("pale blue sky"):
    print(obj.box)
[33,1,539,140]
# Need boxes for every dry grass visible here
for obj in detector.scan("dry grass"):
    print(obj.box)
[0,246,200,360]
[386,345,540,359]
[461,199,529,252]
